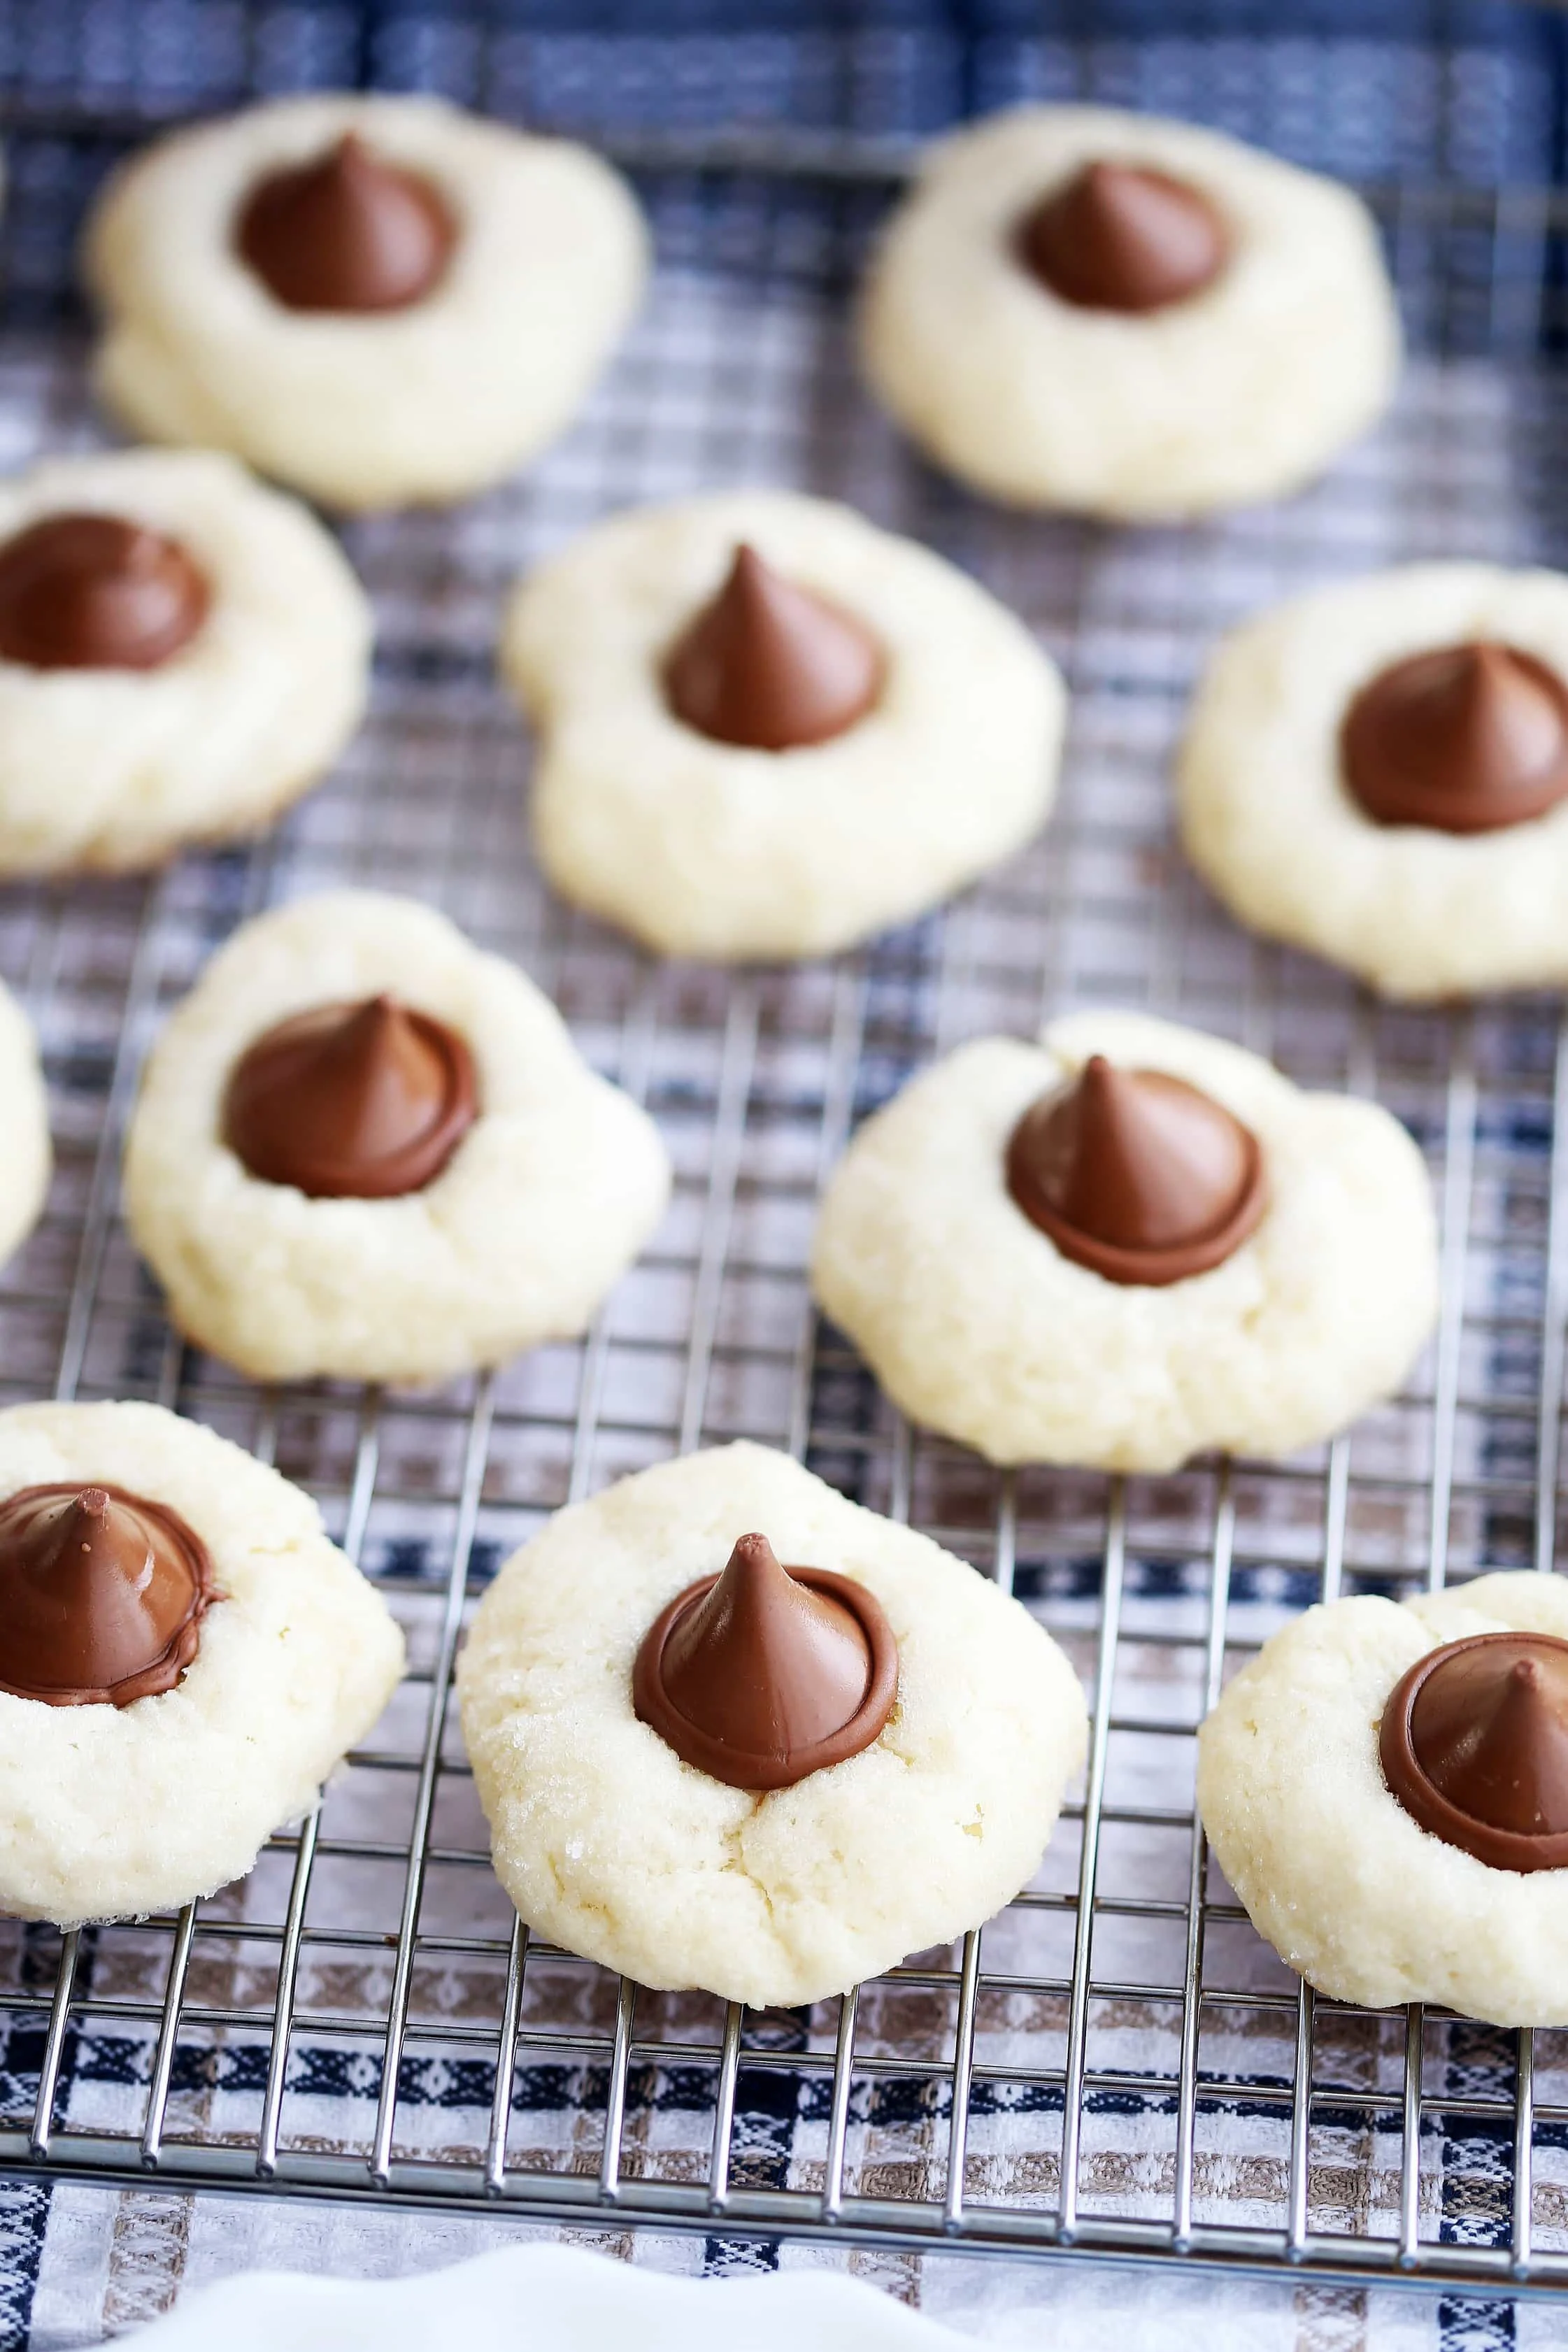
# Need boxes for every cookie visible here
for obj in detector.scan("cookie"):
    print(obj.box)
[1197,1572,1568,2026]
[0,975,49,1270]
[1180,563,1568,999]
[0,449,369,875]
[811,1010,1437,1472]
[86,93,647,512]
[501,490,1065,961]
[122,890,669,1384]
[458,1441,1086,2008]
[859,106,1399,520]
[0,1399,403,1925]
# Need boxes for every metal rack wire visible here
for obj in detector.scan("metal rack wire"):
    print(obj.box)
[3,11,1568,2304]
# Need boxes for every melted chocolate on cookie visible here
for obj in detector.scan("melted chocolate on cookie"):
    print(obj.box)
[1380,1631,1568,1872]
[1007,1053,1267,1286]
[0,514,209,671]
[223,994,477,1199]
[664,545,884,752]
[1020,160,1228,313]
[633,1531,898,1789]
[0,1483,214,1706]
[236,132,456,313]
[1341,641,1568,834]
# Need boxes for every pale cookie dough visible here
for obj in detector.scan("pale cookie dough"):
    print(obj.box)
[811,1011,1437,1473]
[457,1441,1087,2008]
[0,976,49,1269]
[859,106,1399,520]
[1180,563,1568,1000]
[0,449,369,874]
[123,890,670,1384]
[1197,1572,1568,2025]
[86,94,647,511]
[0,1399,404,1925]
[503,490,1065,960]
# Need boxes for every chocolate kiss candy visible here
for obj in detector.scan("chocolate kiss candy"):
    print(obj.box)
[222,994,478,1199]
[1006,1053,1267,1287]
[664,544,885,752]
[0,513,210,671]
[1380,1632,1568,1872]
[1341,641,1568,835]
[235,131,456,314]
[1021,159,1228,313]
[0,1483,213,1706]
[632,1531,899,1790]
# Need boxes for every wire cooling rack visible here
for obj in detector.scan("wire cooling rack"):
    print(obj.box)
[4,8,1568,2307]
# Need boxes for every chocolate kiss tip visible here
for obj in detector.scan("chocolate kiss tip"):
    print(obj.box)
[0,1481,213,1708]
[0,513,211,673]
[1006,1053,1266,1288]
[1381,1631,1568,1871]
[221,992,477,1201]
[235,130,455,315]
[1342,639,1568,835]
[632,1527,898,1790]
[663,541,883,753]
[1022,158,1227,313]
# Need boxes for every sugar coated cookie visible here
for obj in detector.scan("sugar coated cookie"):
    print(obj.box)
[503,490,1065,960]
[0,975,49,1269]
[811,1010,1437,1471]
[86,94,647,511]
[1197,1572,1568,2025]
[859,106,1399,520]
[0,449,369,874]
[1181,563,1568,999]
[0,1399,404,1925]
[123,890,669,1383]
[457,1441,1087,2007]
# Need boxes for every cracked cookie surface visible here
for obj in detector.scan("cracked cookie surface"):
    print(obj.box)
[502,490,1064,960]
[1198,1572,1568,2025]
[859,106,1398,520]
[1180,562,1568,999]
[86,93,646,511]
[811,1011,1438,1471]
[123,890,670,1384]
[0,449,369,874]
[457,1443,1088,2007]
[0,1400,404,1925]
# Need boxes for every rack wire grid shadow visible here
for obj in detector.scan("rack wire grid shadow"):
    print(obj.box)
[2,0,1568,2307]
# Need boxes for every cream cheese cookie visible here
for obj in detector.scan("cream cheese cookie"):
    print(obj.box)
[1197,1573,1568,2025]
[859,106,1399,520]
[0,975,49,1269]
[1180,564,1568,999]
[85,94,647,512]
[811,1010,1437,1473]
[0,448,369,874]
[122,890,669,1384]
[0,1399,403,1925]
[457,1441,1087,2008]
[502,490,1065,960]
